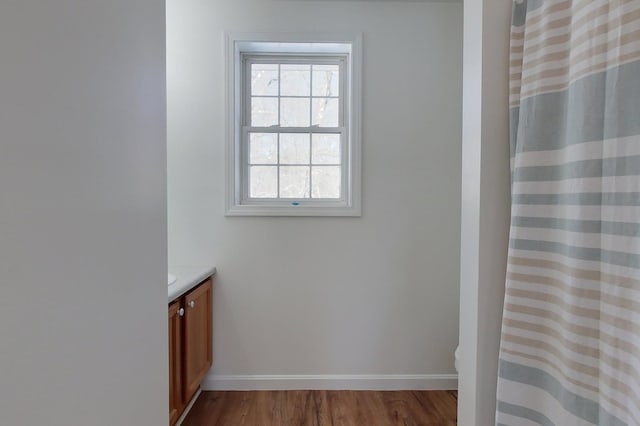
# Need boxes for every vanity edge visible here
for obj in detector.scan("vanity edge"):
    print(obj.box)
[168,265,217,303]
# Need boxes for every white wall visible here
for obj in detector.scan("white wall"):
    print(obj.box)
[168,0,462,386]
[0,2,167,425]
[458,0,511,424]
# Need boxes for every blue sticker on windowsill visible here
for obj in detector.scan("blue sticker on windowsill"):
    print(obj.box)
[291,201,300,206]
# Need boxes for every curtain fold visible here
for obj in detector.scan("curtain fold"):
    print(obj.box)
[496,1,640,425]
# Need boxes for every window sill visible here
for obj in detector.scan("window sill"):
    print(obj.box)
[225,204,361,217]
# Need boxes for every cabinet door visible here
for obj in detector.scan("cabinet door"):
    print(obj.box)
[168,301,183,426]
[183,279,213,401]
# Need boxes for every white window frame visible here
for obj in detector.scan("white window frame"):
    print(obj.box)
[225,33,362,217]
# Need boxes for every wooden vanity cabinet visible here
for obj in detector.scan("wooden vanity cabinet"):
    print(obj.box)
[168,301,183,426]
[168,278,213,425]
[183,279,213,401]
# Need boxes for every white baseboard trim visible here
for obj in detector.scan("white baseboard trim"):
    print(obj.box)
[202,374,458,391]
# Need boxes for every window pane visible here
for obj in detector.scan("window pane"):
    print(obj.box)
[312,134,340,164]
[250,166,277,198]
[280,64,310,96]
[252,97,278,127]
[280,166,310,198]
[280,133,310,164]
[311,166,341,199]
[312,65,339,97]
[312,98,339,127]
[251,64,278,96]
[280,98,310,127]
[249,133,277,164]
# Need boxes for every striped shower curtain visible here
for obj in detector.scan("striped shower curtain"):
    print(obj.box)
[496,1,640,425]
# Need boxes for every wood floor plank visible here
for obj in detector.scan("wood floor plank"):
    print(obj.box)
[311,390,332,426]
[380,390,418,425]
[411,390,457,425]
[182,391,227,425]
[182,390,457,425]
[228,391,255,425]
[281,390,314,426]
[252,391,282,425]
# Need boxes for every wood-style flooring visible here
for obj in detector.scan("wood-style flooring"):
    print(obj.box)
[182,390,457,425]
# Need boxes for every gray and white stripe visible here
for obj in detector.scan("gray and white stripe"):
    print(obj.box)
[498,1,640,424]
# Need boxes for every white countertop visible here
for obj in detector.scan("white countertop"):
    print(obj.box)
[168,265,217,303]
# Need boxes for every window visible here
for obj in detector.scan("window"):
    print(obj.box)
[226,34,362,216]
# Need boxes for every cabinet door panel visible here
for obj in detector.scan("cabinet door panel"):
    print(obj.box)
[168,301,183,426]
[183,279,213,401]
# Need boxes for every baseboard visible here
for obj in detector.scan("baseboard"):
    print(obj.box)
[201,374,458,391]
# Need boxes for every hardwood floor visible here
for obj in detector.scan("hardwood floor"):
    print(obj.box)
[182,390,457,425]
